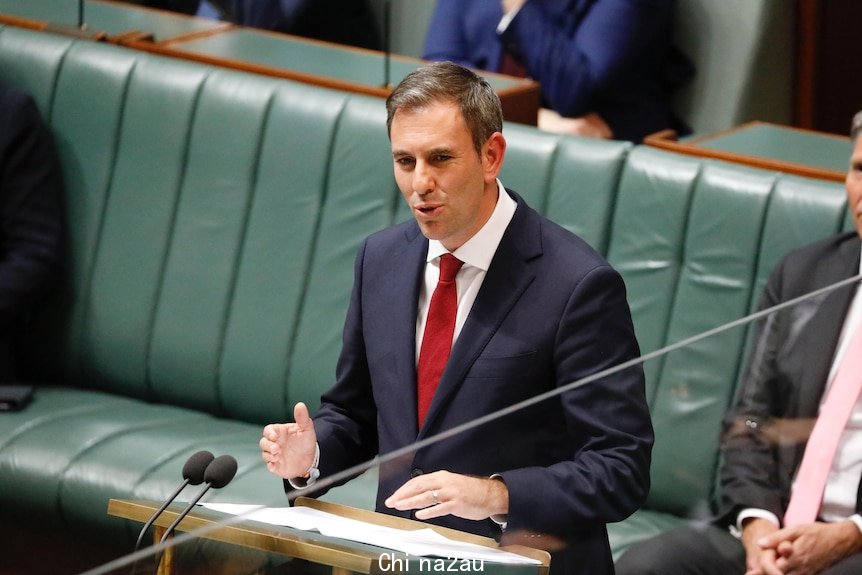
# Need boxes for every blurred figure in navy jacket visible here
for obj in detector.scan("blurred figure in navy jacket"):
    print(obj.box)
[196,0,382,49]
[126,0,381,49]
[0,84,64,381]
[424,0,691,143]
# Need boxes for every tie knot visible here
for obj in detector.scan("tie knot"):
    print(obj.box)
[438,253,464,283]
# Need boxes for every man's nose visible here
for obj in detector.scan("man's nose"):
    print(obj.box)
[413,162,434,195]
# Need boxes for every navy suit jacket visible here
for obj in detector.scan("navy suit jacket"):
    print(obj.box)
[229,0,380,49]
[423,0,690,143]
[308,191,653,574]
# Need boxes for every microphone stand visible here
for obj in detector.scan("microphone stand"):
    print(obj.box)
[42,0,108,41]
[382,0,391,90]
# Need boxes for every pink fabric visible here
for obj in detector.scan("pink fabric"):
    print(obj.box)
[784,321,862,526]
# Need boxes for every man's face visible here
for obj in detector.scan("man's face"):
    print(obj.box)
[390,99,503,252]
[847,137,862,238]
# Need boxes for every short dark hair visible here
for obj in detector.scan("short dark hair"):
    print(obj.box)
[852,111,862,142]
[386,61,503,155]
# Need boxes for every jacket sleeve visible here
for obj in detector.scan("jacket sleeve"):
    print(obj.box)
[422,0,485,66]
[716,259,789,527]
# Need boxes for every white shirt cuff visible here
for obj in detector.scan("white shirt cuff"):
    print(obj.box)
[848,514,862,536]
[729,508,780,538]
[287,443,320,490]
[496,4,525,34]
[488,474,508,529]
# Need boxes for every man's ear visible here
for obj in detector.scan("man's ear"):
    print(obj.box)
[482,132,506,184]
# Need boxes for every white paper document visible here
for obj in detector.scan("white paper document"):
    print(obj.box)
[199,502,541,565]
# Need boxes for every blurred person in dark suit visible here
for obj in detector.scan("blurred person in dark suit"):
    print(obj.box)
[120,0,381,49]
[0,84,64,382]
[196,0,382,49]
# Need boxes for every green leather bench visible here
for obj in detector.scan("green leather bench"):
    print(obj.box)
[0,23,853,569]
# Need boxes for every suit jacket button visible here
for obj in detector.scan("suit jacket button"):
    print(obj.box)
[411,468,423,478]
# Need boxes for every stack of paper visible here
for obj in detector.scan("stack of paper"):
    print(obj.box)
[199,502,541,565]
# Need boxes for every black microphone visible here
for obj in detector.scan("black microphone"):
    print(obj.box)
[127,450,213,575]
[132,450,214,553]
[157,455,238,544]
[151,455,238,574]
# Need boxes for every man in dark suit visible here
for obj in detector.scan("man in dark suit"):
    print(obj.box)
[260,61,653,575]
[128,0,381,49]
[423,0,691,143]
[195,0,381,49]
[0,83,64,382]
[616,113,862,574]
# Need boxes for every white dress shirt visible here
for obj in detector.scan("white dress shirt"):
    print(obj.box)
[496,4,525,34]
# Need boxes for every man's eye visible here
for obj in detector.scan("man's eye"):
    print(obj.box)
[396,157,415,167]
[433,155,451,163]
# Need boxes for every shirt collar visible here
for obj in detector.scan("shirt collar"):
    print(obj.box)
[426,180,517,270]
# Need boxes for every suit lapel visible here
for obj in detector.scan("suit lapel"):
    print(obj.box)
[797,238,861,415]
[419,194,541,437]
[378,223,427,435]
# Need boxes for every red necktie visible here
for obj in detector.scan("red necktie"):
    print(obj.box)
[784,320,862,526]
[417,253,464,427]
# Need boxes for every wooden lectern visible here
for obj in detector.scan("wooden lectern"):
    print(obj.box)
[108,497,550,575]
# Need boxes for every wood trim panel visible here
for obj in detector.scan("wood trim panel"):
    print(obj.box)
[644,122,847,182]
[108,498,550,575]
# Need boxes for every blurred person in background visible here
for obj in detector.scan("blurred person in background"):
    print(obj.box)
[124,0,381,49]
[0,83,64,382]
[197,0,381,49]
[424,0,692,143]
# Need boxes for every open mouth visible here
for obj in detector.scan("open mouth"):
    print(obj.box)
[416,204,441,216]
